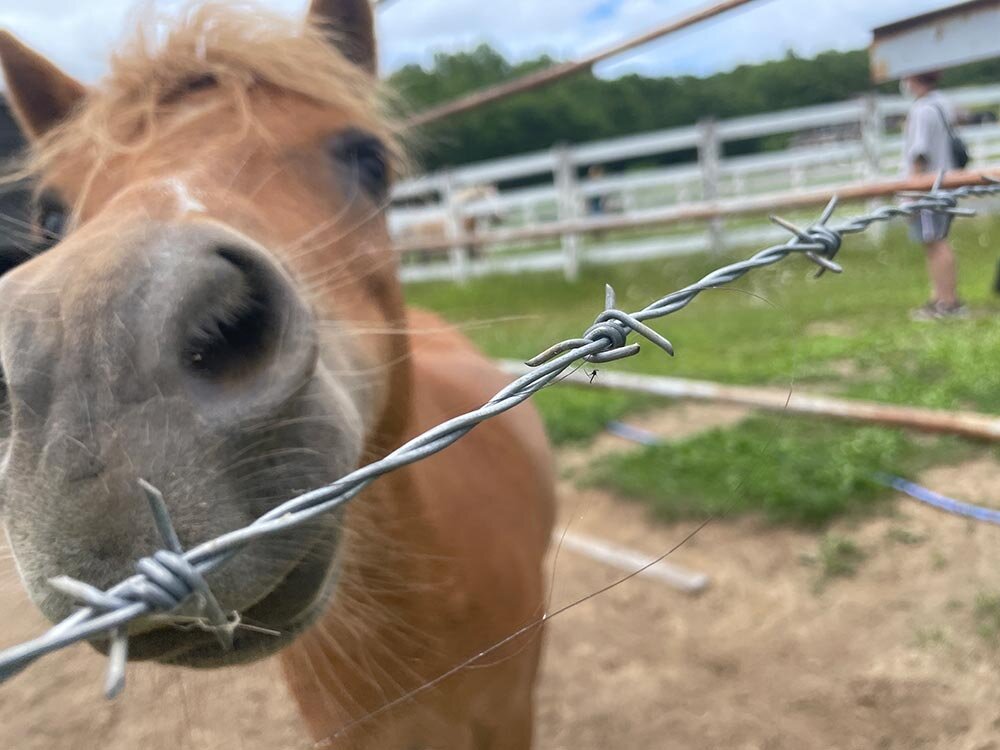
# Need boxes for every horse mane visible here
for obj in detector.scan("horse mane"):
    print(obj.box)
[10,1,397,187]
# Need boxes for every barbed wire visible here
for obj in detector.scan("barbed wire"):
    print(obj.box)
[1,173,998,699]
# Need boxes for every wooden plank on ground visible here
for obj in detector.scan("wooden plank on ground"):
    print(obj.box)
[499,361,1000,442]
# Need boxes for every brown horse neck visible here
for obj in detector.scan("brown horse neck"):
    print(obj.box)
[278,466,452,743]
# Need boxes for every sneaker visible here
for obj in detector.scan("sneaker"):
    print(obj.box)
[910,300,968,321]
[910,301,941,321]
[938,301,969,319]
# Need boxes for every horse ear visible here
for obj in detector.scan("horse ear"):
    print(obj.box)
[0,31,85,140]
[308,0,378,75]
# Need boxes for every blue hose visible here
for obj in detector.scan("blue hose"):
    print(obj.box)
[873,473,1000,526]
[605,420,664,447]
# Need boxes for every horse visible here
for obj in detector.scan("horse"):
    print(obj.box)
[392,184,503,264]
[0,2,555,748]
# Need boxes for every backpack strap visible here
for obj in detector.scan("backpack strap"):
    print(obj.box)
[930,101,959,139]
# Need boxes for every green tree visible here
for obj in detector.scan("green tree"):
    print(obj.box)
[388,46,997,173]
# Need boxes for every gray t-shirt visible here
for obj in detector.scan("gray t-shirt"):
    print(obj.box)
[902,90,957,176]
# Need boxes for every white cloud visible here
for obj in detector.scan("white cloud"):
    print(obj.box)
[0,2,134,83]
[376,0,591,71]
[0,0,966,86]
[596,0,960,78]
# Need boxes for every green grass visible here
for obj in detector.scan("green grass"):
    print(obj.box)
[801,534,868,592]
[885,527,926,546]
[913,625,948,649]
[815,535,867,579]
[931,549,950,571]
[405,211,1000,527]
[406,214,1000,445]
[583,414,971,527]
[531,388,660,445]
[974,592,1000,645]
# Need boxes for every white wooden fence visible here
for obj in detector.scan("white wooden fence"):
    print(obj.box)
[390,85,1000,283]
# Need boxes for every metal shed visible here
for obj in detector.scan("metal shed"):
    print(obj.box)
[871,0,1000,83]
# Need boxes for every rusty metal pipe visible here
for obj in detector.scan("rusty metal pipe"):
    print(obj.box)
[406,0,764,128]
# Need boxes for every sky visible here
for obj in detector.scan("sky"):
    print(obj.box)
[0,0,966,85]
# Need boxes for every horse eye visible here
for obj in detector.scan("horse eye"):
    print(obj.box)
[32,194,68,251]
[328,130,389,202]
[37,205,66,245]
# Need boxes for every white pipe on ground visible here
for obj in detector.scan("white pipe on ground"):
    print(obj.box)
[555,530,710,594]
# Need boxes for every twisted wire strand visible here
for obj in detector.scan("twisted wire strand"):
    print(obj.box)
[1,176,999,697]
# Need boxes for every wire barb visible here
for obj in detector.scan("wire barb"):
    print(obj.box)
[769,197,843,277]
[44,481,238,697]
[139,479,183,554]
[527,283,674,367]
[1,175,999,698]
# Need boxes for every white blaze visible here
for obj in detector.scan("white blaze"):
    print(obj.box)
[165,178,206,215]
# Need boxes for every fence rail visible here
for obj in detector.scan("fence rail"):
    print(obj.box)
[396,169,998,283]
[391,84,1000,283]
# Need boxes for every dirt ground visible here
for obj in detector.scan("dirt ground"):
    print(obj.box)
[2,405,1000,749]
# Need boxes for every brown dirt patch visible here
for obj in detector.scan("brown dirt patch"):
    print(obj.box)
[0,578,309,749]
[536,455,1000,749]
[2,454,1000,749]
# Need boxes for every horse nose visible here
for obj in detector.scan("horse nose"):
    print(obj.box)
[169,232,318,421]
[0,222,318,435]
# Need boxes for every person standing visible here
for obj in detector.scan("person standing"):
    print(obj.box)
[901,71,967,320]
[586,165,607,216]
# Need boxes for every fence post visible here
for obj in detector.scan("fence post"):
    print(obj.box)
[861,94,884,178]
[554,144,581,282]
[442,172,469,284]
[861,95,886,243]
[791,163,806,190]
[697,118,725,253]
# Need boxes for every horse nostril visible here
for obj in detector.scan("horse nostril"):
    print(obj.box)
[183,247,277,382]
[177,240,317,418]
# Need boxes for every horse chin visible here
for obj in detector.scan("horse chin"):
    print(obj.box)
[90,540,343,668]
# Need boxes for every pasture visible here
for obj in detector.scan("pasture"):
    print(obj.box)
[3,213,999,749]
[2,1,1000,746]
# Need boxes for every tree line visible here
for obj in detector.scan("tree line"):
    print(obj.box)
[388,45,1000,174]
